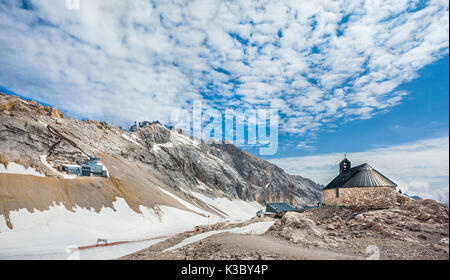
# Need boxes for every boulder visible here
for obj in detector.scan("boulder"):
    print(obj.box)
[416,212,431,222]
[396,193,412,205]
[406,223,421,232]
[418,234,427,240]
[278,212,323,238]
[290,230,307,243]
[326,224,335,230]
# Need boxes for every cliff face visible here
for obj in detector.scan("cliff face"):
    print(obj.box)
[0,92,322,226]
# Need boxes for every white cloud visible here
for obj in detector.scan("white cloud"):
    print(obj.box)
[270,136,449,204]
[296,141,316,152]
[0,0,448,133]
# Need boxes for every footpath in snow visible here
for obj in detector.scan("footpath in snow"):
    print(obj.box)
[164,221,275,252]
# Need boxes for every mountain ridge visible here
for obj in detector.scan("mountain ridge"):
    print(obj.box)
[0,92,322,229]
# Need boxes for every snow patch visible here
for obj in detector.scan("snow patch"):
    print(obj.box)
[190,191,262,221]
[158,188,211,217]
[121,133,142,147]
[228,221,275,235]
[39,155,77,179]
[206,152,227,165]
[170,131,200,147]
[159,142,174,148]
[151,142,174,153]
[196,180,208,190]
[0,162,45,177]
[164,231,221,252]
[96,163,110,178]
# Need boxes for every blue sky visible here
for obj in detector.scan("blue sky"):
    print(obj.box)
[0,0,448,202]
[261,55,449,158]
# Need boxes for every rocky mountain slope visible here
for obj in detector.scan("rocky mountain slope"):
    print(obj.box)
[121,193,448,260]
[267,193,449,259]
[0,92,322,232]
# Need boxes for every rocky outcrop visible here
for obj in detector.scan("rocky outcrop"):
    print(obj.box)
[267,199,449,259]
[268,212,325,246]
[210,143,322,204]
[396,192,413,205]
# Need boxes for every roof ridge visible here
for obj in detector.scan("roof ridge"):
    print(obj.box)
[323,162,397,190]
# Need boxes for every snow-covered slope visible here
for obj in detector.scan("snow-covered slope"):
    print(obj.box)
[0,194,262,259]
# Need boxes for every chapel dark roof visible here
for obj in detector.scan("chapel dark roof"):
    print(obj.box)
[323,163,397,191]
[265,203,298,213]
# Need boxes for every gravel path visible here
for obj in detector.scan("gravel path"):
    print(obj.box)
[120,223,362,260]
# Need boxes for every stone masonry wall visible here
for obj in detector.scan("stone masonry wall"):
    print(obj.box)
[323,186,397,209]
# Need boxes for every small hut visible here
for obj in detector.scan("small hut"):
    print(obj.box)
[265,203,299,217]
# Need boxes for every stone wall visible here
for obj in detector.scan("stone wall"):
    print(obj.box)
[323,186,397,209]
